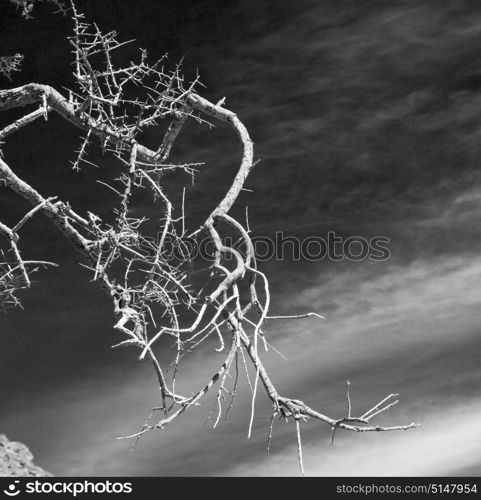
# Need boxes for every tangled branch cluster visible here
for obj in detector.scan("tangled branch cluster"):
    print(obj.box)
[0,2,66,79]
[0,54,24,81]
[67,1,199,171]
[0,201,57,312]
[0,2,417,474]
[8,0,67,18]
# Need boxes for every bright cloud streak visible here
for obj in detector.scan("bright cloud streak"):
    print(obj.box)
[226,398,481,476]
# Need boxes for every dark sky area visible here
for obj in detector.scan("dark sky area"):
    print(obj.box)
[1,0,481,476]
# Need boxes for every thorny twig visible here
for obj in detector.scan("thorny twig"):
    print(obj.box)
[0,1,418,474]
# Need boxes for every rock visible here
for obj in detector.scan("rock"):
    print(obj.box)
[0,434,52,477]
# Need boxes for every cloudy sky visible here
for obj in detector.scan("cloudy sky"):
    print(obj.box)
[1,0,481,476]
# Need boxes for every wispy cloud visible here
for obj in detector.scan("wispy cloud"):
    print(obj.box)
[3,250,479,476]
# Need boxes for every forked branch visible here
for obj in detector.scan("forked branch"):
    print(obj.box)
[0,2,418,474]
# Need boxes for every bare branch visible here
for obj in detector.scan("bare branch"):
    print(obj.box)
[0,3,418,474]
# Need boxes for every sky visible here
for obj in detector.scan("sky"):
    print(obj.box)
[1,0,481,476]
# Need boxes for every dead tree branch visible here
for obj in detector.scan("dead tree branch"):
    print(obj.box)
[0,2,418,473]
